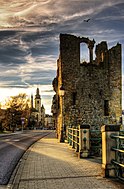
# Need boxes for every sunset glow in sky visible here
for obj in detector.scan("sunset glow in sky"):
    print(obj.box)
[0,0,124,113]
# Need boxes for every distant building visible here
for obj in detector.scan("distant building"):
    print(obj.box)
[30,88,45,128]
[45,114,54,129]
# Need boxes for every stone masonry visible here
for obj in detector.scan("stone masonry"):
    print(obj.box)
[52,34,122,139]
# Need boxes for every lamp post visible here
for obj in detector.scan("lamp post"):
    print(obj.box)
[21,117,25,132]
[12,113,15,132]
[59,85,65,142]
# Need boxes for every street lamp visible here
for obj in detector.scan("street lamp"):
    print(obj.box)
[21,117,25,132]
[59,84,65,142]
[12,113,15,132]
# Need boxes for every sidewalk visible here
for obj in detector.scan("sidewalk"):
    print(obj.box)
[9,131,123,189]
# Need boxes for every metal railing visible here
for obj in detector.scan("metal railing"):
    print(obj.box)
[68,127,102,157]
[68,126,80,153]
[111,131,124,181]
[90,130,101,156]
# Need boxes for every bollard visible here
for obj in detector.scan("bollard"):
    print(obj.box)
[101,124,120,177]
[79,124,90,158]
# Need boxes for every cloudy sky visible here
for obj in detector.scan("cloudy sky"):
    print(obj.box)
[0,0,124,113]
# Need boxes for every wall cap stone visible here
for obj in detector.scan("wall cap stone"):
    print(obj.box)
[101,124,121,132]
[80,124,90,129]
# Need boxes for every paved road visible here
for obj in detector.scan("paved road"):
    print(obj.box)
[0,130,50,185]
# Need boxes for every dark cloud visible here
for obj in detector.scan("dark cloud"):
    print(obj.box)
[0,46,26,63]
[0,85,29,88]
[0,76,22,87]
[31,44,58,56]
[93,2,124,30]
[0,30,18,40]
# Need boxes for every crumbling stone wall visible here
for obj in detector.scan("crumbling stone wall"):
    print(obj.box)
[53,34,122,132]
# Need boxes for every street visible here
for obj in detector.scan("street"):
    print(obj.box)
[0,130,50,185]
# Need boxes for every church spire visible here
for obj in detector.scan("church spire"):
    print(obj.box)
[35,88,41,99]
[35,88,41,112]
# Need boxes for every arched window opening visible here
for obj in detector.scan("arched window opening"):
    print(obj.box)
[80,43,89,64]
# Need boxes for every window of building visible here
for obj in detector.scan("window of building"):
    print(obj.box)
[72,92,77,105]
[80,43,89,64]
[101,52,104,62]
[37,100,39,104]
[104,100,109,116]
[89,93,91,99]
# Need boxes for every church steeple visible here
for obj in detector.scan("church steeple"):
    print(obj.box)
[30,88,45,127]
[35,88,41,112]
[35,88,40,99]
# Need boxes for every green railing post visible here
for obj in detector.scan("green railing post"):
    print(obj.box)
[79,124,90,158]
[101,124,120,177]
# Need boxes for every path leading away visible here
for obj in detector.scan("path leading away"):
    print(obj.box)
[10,131,123,189]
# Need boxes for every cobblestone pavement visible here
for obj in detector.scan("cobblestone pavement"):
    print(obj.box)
[10,131,123,189]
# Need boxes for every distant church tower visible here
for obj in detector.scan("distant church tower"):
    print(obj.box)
[30,88,46,129]
[31,94,33,109]
[35,88,41,113]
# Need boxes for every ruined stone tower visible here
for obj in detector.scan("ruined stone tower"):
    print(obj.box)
[52,34,122,140]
